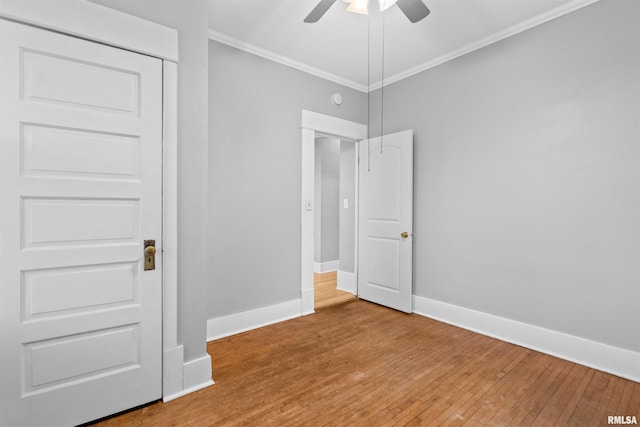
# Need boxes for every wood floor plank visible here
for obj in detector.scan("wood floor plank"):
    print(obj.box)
[92,300,640,426]
[613,379,634,414]
[620,381,637,416]
[458,351,551,426]
[528,363,586,426]
[590,373,623,424]
[626,383,640,418]
[452,347,544,424]
[554,366,597,426]
[511,363,583,427]
[384,338,503,425]
[569,371,611,425]
[410,342,525,425]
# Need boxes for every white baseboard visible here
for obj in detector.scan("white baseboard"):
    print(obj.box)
[162,345,184,401]
[337,270,356,294]
[301,288,315,316]
[412,295,640,383]
[314,260,339,273]
[163,352,214,402]
[164,381,213,402]
[184,354,214,390]
[207,299,302,341]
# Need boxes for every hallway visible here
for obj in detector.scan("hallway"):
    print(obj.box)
[314,271,357,310]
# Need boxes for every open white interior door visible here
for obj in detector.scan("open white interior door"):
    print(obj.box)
[0,19,163,426]
[358,130,414,313]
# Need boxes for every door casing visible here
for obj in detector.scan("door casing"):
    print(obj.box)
[300,110,367,314]
[0,0,186,402]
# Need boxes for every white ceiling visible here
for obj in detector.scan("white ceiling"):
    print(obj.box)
[208,0,599,91]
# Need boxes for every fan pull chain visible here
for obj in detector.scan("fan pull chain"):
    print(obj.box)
[380,9,385,155]
[367,139,371,173]
[367,11,371,172]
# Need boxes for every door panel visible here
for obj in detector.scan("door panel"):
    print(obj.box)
[23,198,139,246]
[23,262,139,319]
[358,130,413,312]
[24,324,140,395]
[22,124,140,179]
[22,48,140,115]
[0,19,162,427]
[367,237,401,290]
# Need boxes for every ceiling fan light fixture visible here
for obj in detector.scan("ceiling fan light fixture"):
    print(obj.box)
[378,0,397,11]
[346,0,368,15]
[304,0,429,23]
[342,0,397,15]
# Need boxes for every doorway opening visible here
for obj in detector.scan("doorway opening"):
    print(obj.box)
[300,110,367,315]
[313,136,358,310]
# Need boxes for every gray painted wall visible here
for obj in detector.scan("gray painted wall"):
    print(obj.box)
[316,137,355,269]
[314,140,323,264]
[208,40,367,317]
[339,141,356,273]
[314,137,341,265]
[319,138,341,263]
[91,0,209,362]
[377,0,640,352]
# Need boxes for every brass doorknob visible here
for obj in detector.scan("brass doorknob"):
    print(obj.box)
[400,232,409,238]
[144,239,156,271]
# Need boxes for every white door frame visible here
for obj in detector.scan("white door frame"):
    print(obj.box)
[300,110,367,314]
[0,1,186,402]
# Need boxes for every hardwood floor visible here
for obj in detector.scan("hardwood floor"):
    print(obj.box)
[93,300,640,426]
[314,271,357,310]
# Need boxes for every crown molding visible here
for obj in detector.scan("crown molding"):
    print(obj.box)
[210,0,601,93]
[208,29,368,93]
[374,0,602,90]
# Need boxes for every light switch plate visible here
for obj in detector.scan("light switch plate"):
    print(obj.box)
[305,200,313,211]
[343,198,349,209]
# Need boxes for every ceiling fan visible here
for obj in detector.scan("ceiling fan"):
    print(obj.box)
[304,0,430,24]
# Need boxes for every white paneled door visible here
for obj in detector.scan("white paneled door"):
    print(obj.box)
[358,130,414,313]
[0,20,162,427]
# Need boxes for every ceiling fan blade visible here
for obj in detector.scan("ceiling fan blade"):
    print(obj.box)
[304,0,338,23]
[396,0,430,23]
